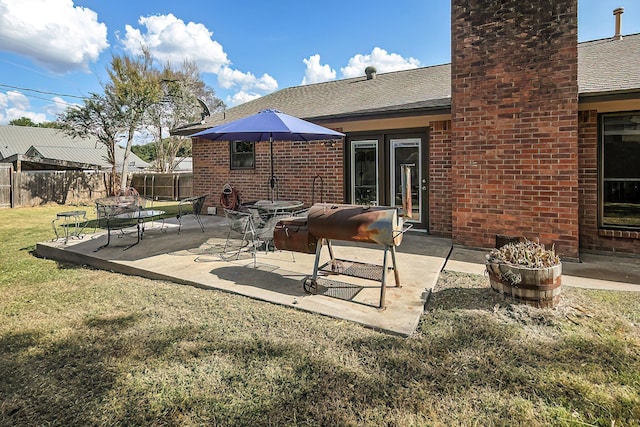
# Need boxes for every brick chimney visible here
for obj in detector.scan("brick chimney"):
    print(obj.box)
[450,0,580,258]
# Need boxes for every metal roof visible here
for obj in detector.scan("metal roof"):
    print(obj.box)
[174,33,640,135]
[0,125,149,170]
[173,157,192,172]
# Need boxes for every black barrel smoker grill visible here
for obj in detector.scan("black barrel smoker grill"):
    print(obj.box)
[274,203,411,309]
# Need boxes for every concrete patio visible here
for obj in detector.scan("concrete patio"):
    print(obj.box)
[36,214,640,336]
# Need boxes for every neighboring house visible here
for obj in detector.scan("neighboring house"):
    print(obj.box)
[172,157,192,172]
[175,2,640,258]
[0,125,149,172]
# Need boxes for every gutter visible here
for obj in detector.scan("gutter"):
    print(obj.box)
[173,102,453,136]
[578,89,640,103]
[173,90,640,137]
[306,103,452,125]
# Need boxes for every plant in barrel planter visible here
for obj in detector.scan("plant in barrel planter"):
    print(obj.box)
[486,239,562,308]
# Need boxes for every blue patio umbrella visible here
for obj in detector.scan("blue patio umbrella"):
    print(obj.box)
[191,109,345,201]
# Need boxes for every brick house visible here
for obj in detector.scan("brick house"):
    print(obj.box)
[175,1,640,258]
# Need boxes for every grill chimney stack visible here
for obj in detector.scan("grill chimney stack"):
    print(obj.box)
[613,7,624,40]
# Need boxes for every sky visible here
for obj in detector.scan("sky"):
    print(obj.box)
[0,0,638,126]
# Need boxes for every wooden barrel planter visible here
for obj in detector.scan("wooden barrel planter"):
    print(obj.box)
[486,262,562,308]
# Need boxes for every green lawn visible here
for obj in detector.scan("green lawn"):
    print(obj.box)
[1,205,639,426]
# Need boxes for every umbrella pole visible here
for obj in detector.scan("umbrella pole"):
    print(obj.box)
[269,136,275,201]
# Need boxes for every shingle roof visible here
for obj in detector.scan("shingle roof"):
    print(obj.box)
[177,33,640,135]
[173,64,451,135]
[0,125,149,170]
[578,33,640,95]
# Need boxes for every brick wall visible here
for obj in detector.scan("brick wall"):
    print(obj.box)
[578,110,640,254]
[192,138,344,211]
[429,120,452,236]
[451,0,580,258]
[578,110,599,250]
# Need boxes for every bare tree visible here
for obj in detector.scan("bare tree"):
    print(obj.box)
[58,92,123,195]
[145,60,223,172]
[59,50,223,192]
[105,50,162,191]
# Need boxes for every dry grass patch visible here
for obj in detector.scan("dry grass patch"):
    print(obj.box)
[421,271,640,426]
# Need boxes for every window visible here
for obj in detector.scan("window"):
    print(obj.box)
[230,141,255,169]
[350,140,379,206]
[601,113,640,229]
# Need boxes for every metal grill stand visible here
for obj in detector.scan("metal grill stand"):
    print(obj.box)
[302,238,402,310]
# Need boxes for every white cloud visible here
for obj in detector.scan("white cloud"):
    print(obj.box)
[217,67,257,90]
[0,91,47,124]
[226,91,262,107]
[121,14,229,74]
[4,91,28,110]
[0,92,74,124]
[120,14,278,105]
[44,96,75,118]
[301,54,336,85]
[340,47,420,78]
[254,74,278,92]
[0,0,108,74]
[217,67,278,92]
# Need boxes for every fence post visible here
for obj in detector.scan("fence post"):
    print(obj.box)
[0,165,12,207]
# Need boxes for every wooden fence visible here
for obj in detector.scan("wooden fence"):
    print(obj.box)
[11,170,109,207]
[0,168,193,208]
[129,173,193,201]
[0,164,10,208]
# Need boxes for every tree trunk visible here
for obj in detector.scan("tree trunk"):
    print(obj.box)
[119,127,135,193]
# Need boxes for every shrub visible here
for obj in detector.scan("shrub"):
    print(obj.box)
[486,239,560,268]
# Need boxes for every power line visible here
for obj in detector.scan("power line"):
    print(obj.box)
[0,83,86,100]
[17,92,79,108]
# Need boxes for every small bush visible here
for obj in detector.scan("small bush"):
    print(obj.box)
[486,239,560,268]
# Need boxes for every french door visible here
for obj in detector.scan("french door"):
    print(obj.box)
[348,132,428,229]
[390,138,422,222]
[351,140,379,206]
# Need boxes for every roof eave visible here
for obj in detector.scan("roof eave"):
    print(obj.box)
[307,103,452,124]
[170,121,207,137]
[175,103,454,136]
[14,154,100,170]
[579,89,640,103]
[172,85,640,138]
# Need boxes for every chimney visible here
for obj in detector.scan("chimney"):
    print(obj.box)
[364,66,377,80]
[613,7,624,40]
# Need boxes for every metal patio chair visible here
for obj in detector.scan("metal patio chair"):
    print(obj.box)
[177,194,208,233]
[256,211,293,250]
[247,208,297,262]
[222,208,258,267]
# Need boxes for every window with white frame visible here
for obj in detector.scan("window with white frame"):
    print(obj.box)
[230,141,255,169]
[601,113,640,229]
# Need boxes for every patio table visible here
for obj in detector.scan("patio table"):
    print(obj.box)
[95,209,165,251]
[116,209,165,250]
[244,200,304,252]
[249,200,304,214]
[52,210,87,243]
